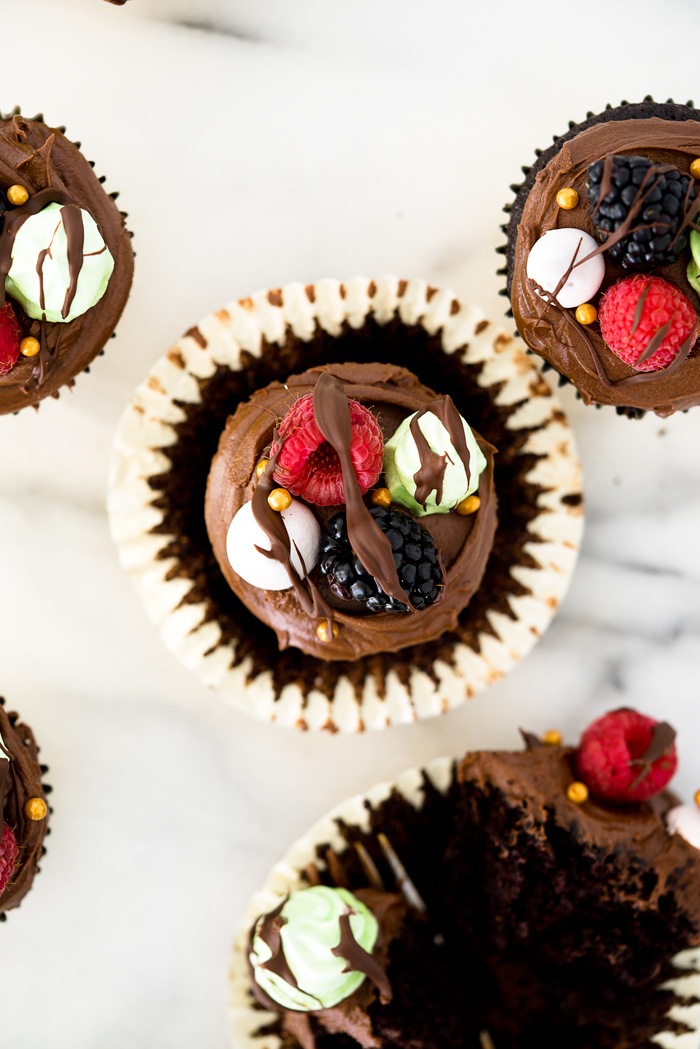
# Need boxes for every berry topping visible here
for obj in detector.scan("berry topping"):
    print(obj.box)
[0,301,22,376]
[272,393,384,506]
[587,155,696,269]
[319,507,444,613]
[575,709,677,804]
[598,275,697,372]
[0,823,18,895]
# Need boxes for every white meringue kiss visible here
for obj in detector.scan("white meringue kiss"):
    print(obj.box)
[666,803,700,852]
[225,499,320,591]
[526,227,605,308]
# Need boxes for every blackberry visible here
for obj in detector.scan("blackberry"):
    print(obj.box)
[318,507,444,613]
[586,155,695,269]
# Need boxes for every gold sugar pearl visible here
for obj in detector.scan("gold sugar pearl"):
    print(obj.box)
[567,781,589,805]
[456,495,481,516]
[556,187,579,210]
[316,619,339,643]
[20,336,40,358]
[691,158,700,180]
[7,184,29,206]
[256,458,269,478]
[575,303,598,326]
[542,730,562,747]
[24,797,47,821]
[371,488,392,508]
[267,487,292,512]
[695,789,700,809]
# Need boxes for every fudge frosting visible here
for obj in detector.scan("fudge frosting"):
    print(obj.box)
[205,362,497,661]
[0,700,48,915]
[509,116,700,415]
[0,113,133,412]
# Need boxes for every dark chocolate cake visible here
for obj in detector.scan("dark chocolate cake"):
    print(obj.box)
[237,711,700,1048]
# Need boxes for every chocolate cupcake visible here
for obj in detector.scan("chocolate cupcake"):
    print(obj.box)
[503,97,700,418]
[109,277,582,731]
[0,108,133,413]
[0,697,50,918]
[231,709,700,1048]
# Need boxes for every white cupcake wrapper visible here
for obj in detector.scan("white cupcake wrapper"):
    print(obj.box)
[108,276,583,731]
[229,758,700,1049]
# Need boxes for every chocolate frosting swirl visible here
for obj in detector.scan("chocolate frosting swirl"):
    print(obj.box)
[509,116,700,415]
[0,699,48,915]
[0,113,133,413]
[205,362,498,661]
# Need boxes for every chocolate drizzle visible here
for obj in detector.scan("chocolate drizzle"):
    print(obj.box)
[331,910,393,1005]
[251,430,335,634]
[409,396,472,510]
[257,897,301,990]
[312,372,410,609]
[629,721,677,789]
[59,203,86,319]
[519,729,546,751]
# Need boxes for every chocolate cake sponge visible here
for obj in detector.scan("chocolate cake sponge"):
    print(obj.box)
[255,743,700,1048]
[502,97,700,418]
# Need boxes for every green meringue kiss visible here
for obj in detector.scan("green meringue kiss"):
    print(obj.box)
[249,886,379,1011]
[384,408,486,517]
[6,202,114,323]
[688,229,700,296]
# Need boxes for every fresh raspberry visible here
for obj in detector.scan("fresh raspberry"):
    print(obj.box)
[575,708,677,804]
[272,393,384,506]
[0,823,18,895]
[598,275,697,372]
[0,301,22,376]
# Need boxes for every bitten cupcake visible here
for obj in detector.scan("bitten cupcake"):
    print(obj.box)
[0,697,50,918]
[109,277,582,730]
[231,708,700,1048]
[0,108,133,413]
[503,97,700,417]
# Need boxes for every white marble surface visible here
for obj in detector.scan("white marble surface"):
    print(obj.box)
[2,0,700,1045]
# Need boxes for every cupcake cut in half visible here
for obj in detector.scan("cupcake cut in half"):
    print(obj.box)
[0,697,50,918]
[109,278,582,731]
[231,708,700,1049]
[503,97,700,417]
[0,108,133,413]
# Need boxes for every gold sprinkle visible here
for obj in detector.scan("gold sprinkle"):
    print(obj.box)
[7,184,29,206]
[556,187,579,210]
[371,488,392,508]
[456,495,481,516]
[20,336,40,357]
[24,797,47,821]
[694,789,700,809]
[256,458,269,478]
[567,781,589,805]
[316,619,339,642]
[267,488,292,512]
[575,303,598,326]
[691,159,700,180]
[542,730,562,747]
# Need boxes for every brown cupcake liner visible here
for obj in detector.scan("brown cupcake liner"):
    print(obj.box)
[108,277,583,731]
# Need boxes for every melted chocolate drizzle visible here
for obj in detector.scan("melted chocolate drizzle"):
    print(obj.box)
[519,729,546,751]
[529,155,700,389]
[257,897,300,990]
[331,909,393,1005]
[409,396,472,510]
[629,721,677,789]
[312,372,410,609]
[251,429,336,634]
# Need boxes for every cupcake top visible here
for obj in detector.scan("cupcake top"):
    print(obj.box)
[507,100,700,416]
[0,111,133,413]
[205,362,497,660]
[0,698,49,916]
